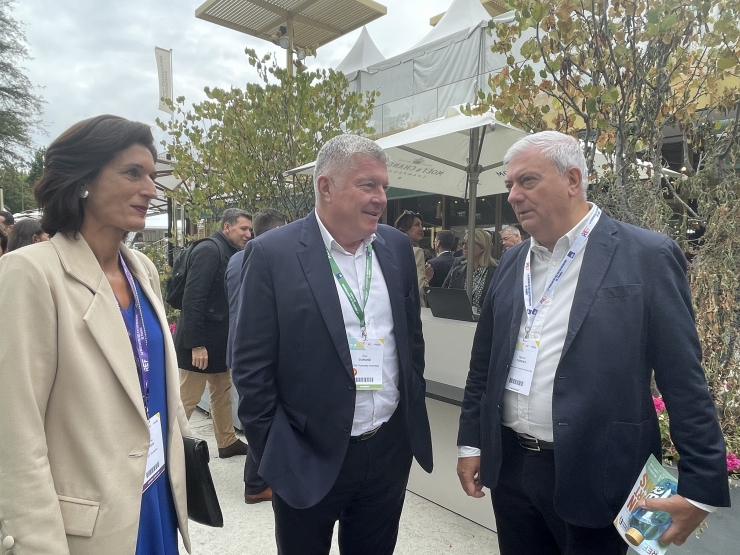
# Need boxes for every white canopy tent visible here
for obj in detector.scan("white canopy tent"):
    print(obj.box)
[286,107,529,297]
[412,0,491,50]
[345,2,523,136]
[336,26,386,75]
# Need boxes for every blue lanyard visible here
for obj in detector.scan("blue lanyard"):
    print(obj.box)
[522,207,602,337]
[118,253,151,417]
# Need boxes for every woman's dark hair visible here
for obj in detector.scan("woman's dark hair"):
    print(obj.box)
[394,210,421,233]
[0,225,7,254]
[33,115,157,236]
[7,218,44,251]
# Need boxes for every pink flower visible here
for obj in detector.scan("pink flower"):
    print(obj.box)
[727,452,740,473]
[169,322,177,335]
[653,396,666,413]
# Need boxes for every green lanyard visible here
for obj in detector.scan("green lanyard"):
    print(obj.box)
[326,244,373,340]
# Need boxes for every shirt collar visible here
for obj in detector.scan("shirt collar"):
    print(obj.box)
[530,203,599,254]
[315,211,376,255]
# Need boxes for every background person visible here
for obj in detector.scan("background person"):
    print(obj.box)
[175,208,251,459]
[499,224,522,251]
[231,134,433,555]
[0,209,14,232]
[224,207,288,505]
[0,225,7,257]
[7,217,49,251]
[457,131,729,555]
[424,229,457,288]
[0,115,191,554]
[442,228,498,311]
[394,210,428,300]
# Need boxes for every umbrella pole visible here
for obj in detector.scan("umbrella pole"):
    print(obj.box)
[466,127,481,302]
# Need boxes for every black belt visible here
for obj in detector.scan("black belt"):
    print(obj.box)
[349,426,381,444]
[516,433,554,451]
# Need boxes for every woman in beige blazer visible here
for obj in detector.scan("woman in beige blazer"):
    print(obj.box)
[0,116,190,555]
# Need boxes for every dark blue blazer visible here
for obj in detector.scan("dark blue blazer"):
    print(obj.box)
[231,210,433,509]
[427,251,455,288]
[457,214,729,527]
[224,249,245,369]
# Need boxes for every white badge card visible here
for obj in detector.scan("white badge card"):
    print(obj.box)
[349,337,384,390]
[143,412,166,492]
[505,338,539,396]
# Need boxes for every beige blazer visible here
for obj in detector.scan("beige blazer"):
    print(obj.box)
[0,233,190,555]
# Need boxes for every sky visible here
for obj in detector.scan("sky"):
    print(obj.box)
[14,0,458,155]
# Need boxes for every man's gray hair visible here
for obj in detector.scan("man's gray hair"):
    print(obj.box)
[504,131,589,199]
[314,134,388,197]
[500,224,521,237]
[220,208,252,230]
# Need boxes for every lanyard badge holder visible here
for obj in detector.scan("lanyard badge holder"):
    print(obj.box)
[326,245,384,390]
[505,208,602,395]
[118,254,166,491]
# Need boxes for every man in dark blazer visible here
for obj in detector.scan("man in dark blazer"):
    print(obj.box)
[231,134,433,555]
[457,131,729,555]
[424,229,457,287]
[224,208,287,504]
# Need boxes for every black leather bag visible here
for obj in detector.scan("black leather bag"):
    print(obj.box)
[183,436,224,527]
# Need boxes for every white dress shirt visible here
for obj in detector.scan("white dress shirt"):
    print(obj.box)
[316,214,400,435]
[502,203,599,441]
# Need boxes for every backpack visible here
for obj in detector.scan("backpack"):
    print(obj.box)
[165,237,224,309]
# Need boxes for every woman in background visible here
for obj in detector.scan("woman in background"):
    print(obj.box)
[0,225,7,257]
[7,217,49,251]
[0,115,190,555]
[394,210,428,301]
[443,228,498,311]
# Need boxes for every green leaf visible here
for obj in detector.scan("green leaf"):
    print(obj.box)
[659,14,678,32]
[531,3,543,21]
[520,38,538,58]
[586,98,598,114]
[601,88,619,104]
[717,56,737,71]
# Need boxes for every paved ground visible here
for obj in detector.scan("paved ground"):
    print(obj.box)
[181,409,500,555]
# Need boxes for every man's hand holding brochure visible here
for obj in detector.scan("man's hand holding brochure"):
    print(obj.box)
[614,455,709,553]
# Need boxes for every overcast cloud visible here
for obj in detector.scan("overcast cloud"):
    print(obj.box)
[14,0,456,153]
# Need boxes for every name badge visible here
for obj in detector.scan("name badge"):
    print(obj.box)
[349,337,384,390]
[143,412,166,492]
[504,338,539,396]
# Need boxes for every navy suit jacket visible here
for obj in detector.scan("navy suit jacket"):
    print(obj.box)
[224,249,245,369]
[427,251,455,287]
[231,210,433,509]
[457,214,730,527]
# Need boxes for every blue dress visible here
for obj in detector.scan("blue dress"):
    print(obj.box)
[121,281,179,555]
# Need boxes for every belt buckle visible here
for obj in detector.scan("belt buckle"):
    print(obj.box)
[360,427,380,441]
[517,434,541,452]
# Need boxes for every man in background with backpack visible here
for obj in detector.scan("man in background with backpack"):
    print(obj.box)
[175,208,252,458]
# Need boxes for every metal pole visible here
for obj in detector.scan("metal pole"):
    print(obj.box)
[286,17,294,77]
[465,127,480,301]
[167,197,174,267]
[494,193,503,259]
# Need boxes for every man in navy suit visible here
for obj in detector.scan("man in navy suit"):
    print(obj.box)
[424,229,457,287]
[225,208,288,505]
[231,134,433,555]
[456,131,729,555]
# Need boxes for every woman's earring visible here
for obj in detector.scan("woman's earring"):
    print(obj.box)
[80,188,89,199]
